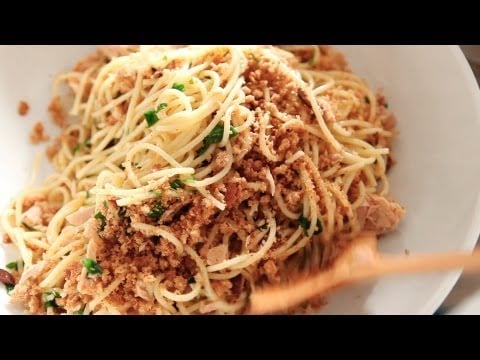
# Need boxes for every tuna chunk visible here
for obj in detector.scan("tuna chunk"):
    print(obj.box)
[356,194,405,234]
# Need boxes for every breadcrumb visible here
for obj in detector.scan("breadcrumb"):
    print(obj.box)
[18,100,30,116]
[48,96,67,128]
[29,121,50,144]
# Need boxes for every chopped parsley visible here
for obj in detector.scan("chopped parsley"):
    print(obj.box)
[298,215,323,236]
[260,224,269,231]
[172,82,185,92]
[163,55,167,61]
[170,179,184,190]
[189,79,194,85]
[5,284,14,295]
[157,103,168,111]
[145,110,159,128]
[298,215,310,233]
[86,190,91,199]
[94,212,106,231]
[148,201,165,220]
[6,261,18,271]
[22,222,38,232]
[42,290,61,309]
[145,103,168,127]
[364,96,370,104]
[103,200,108,208]
[73,306,85,315]
[197,124,238,155]
[73,143,81,155]
[82,258,103,277]
[72,139,93,155]
[230,126,238,138]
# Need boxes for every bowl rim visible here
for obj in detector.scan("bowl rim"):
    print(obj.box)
[416,45,480,315]
[1,45,480,315]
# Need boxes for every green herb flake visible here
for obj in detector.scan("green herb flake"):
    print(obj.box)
[298,215,323,236]
[148,201,165,220]
[196,144,209,156]
[64,251,71,256]
[103,200,108,208]
[364,96,370,104]
[82,258,103,277]
[84,139,92,148]
[42,290,61,309]
[86,190,91,199]
[22,222,38,232]
[6,261,18,271]
[197,124,238,156]
[145,103,168,128]
[73,143,81,155]
[157,103,168,112]
[172,82,185,92]
[94,212,107,231]
[5,284,14,295]
[163,55,167,61]
[229,126,238,138]
[145,110,159,128]
[73,306,85,315]
[170,179,184,190]
[260,224,269,231]
[298,215,310,235]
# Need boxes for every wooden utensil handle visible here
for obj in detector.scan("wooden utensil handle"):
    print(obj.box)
[249,248,480,314]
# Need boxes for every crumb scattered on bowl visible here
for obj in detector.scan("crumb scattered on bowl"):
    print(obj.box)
[18,100,29,116]
[48,96,67,128]
[29,121,50,144]
[46,137,61,161]
[404,249,410,256]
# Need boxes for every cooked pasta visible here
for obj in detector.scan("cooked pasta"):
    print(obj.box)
[0,45,404,314]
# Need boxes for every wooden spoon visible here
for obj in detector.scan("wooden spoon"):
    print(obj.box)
[249,232,480,314]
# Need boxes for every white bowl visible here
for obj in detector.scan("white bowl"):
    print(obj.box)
[1,45,480,315]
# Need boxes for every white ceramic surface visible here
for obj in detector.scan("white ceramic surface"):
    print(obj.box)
[1,45,480,315]
[442,272,480,314]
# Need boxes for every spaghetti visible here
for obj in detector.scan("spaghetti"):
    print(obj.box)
[0,45,404,314]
